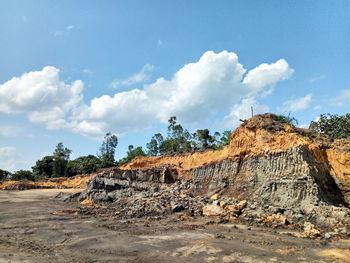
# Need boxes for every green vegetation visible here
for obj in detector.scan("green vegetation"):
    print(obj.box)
[118,145,147,166]
[67,155,102,176]
[273,114,298,126]
[10,170,34,181]
[146,116,231,156]
[98,132,118,168]
[12,112,349,182]
[309,113,350,139]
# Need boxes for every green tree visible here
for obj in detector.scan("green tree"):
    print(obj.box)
[98,132,118,167]
[67,155,102,176]
[32,155,54,179]
[11,170,34,181]
[162,116,192,154]
[53,143,72,177]
[118,145,147,165]
[309,113,350,139]
[217,130,231,148]
[0,169,11,180]
[273,114,298,126]
[192,129,215,149]
[146,133,164,156]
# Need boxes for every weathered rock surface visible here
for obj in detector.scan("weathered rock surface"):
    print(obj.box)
[77,114,350,238]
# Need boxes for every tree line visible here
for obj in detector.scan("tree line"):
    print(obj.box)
[0,116,231,181]
[1,113,349,181]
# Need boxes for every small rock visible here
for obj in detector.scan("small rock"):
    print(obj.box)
[324,232,333,239]
[237,200,247,211]
[80,199,94,205]
[219,201,227,208]
[214,233,225,239]
[211,194,220,200]
[203,204,225,216]
[303,222,321,239]
[212,200,219,206]
[171,203,184,213]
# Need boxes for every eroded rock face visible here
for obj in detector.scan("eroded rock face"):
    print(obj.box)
[190,147,345,207]
[79,114,350,236]
[80,165,178,202]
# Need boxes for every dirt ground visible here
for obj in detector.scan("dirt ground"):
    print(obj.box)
[0,190,349,263]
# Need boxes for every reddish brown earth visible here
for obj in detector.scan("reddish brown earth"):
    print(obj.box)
[0,174,96,190]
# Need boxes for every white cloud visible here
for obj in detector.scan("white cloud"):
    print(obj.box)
[157,39,163,46]
[309,74,325,83]
[0,50,293,139]
[83,68,93,74]
[282,93,312,113]
[109,64,154,89]
[53,25,76,37]
[0,66,84,129]
[331,89,350,106]
[73,50,292,137]
[243,59,294,90]
[222,97,269,128]
[0,146,31,171]
[66,25,75,31]
[0,146,16,158]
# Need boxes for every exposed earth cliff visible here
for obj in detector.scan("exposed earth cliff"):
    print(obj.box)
[77,114,350,238]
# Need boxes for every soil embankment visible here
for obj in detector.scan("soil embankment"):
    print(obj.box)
[0,174,96,190]
[80,114,350,239]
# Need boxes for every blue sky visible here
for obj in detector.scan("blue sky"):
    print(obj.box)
[0,0,349,171]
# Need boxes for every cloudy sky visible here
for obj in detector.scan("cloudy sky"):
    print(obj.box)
[0,1,349,171]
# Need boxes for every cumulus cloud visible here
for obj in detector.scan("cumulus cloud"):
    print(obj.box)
[0,66,84,129]
[109,64,154,89]
[331,89,350,106]
[282,93,312,113]
[243,59,294,90]
[0,146,30,172]
[72,51,293,137]
[0,51,293,139]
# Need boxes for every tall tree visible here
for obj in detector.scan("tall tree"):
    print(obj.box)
[53,143,72,177]
[32,155,54,179]
[193,129,215,149]
[98,132,118,167]
[309,113,350,139]
[67,155,102,176]
[11,170,34,181]
[164,116,192,153]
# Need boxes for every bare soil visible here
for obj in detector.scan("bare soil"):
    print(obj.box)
[0,189,349,263]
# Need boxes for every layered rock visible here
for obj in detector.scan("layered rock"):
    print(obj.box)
[81,114,350,233]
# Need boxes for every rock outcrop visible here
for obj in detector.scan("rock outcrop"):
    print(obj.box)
[78,114,350,236]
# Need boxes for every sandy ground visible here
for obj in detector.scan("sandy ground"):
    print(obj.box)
[0,189,349,263]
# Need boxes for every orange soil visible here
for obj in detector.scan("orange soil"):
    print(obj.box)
[122,114,350,189]
[2,114,349,192]
[0,174,95,190]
